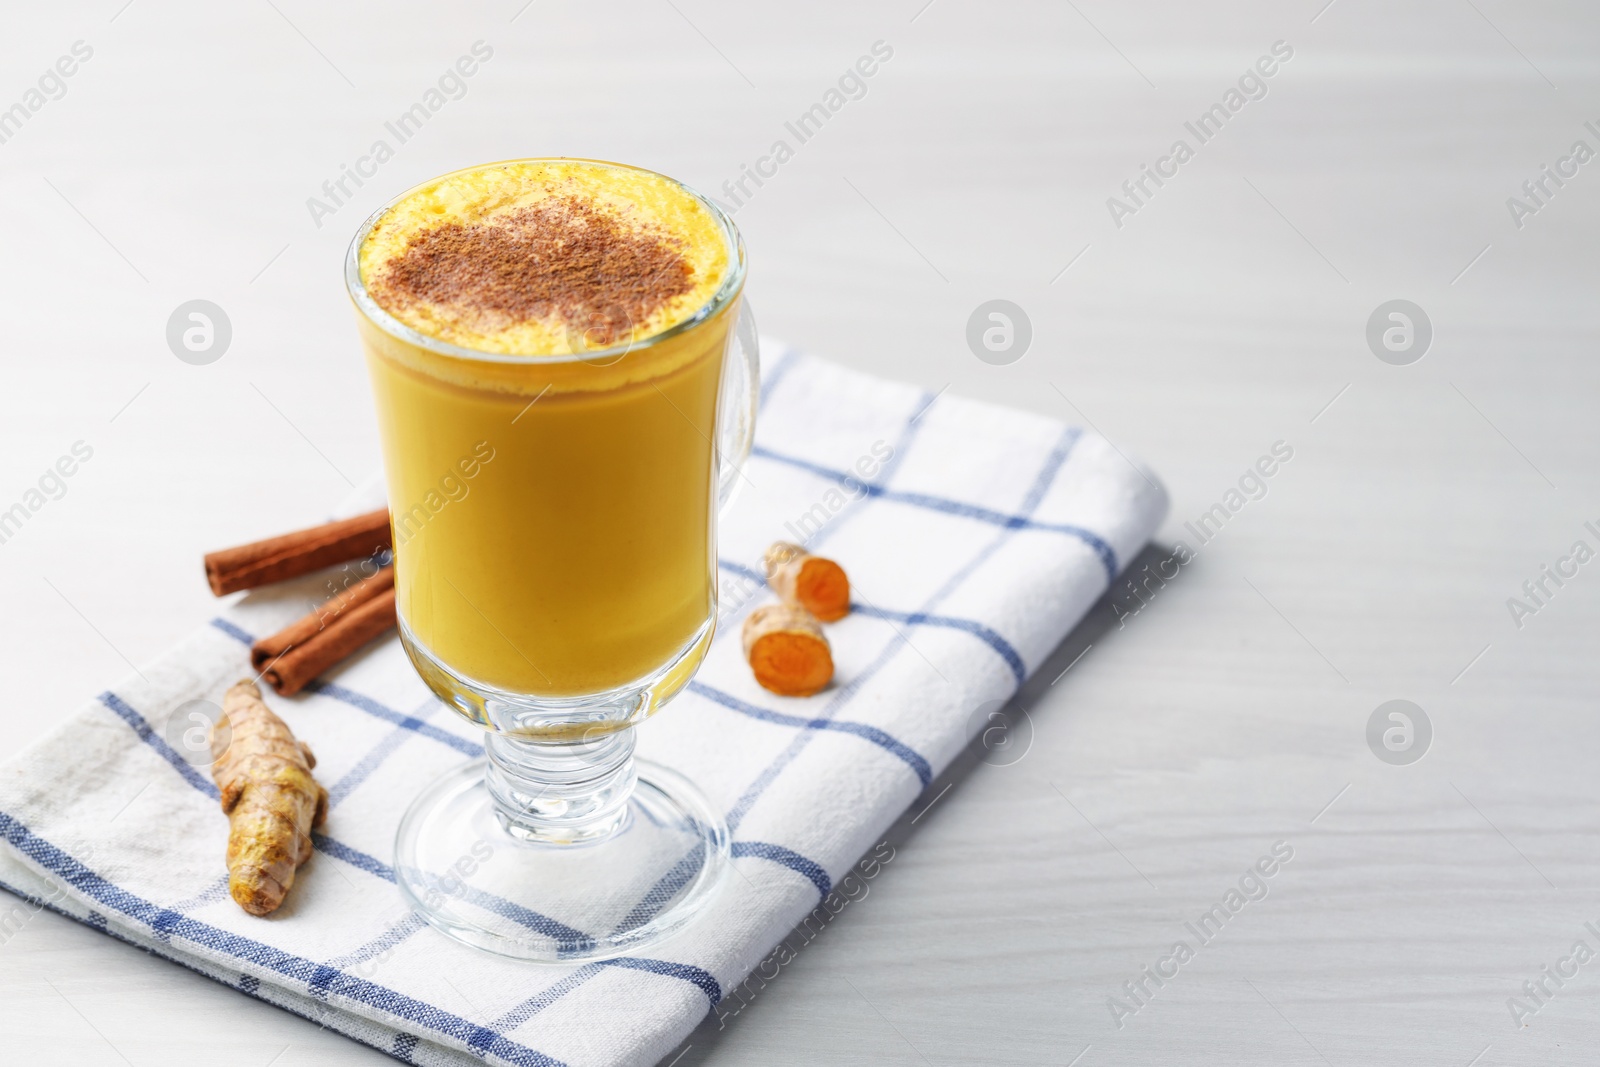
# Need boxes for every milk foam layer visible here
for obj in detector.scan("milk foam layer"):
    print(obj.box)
[359,160,730,357]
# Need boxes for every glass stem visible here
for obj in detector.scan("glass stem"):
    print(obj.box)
[484,729,637,844]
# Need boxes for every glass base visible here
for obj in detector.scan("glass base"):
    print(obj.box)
[394,753,729,962]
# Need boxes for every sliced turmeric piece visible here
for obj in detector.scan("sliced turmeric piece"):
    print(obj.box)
[764,541,851,622]
[742,603,834,697]
[211,679,328,916]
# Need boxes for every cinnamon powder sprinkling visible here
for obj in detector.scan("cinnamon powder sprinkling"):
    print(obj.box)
[370,195,696,347]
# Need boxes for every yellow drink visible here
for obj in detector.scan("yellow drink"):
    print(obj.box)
[352,160,742,706]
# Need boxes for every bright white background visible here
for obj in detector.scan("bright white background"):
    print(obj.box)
[1,1,1597,1064]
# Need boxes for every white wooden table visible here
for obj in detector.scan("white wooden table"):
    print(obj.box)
[1,2,1596,1063]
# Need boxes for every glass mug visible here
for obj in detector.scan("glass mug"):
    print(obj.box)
[345,159,757,960]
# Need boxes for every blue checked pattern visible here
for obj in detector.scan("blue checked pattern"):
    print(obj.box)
[0,345,1167,1067]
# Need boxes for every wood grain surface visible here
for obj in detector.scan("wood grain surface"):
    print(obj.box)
[0,2,1595,1064]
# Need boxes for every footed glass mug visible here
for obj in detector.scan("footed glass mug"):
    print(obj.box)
[345,159,757,960]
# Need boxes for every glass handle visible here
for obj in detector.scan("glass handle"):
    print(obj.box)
[716,301,760,514]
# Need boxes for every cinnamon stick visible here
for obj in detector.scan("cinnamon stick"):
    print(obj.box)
[251,566,394,670]
[205,508,392,596]
[252,569,398,696]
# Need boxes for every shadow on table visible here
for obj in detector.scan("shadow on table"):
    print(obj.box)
[669,542,1180,1064]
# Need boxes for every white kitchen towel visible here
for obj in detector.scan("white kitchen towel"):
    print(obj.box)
[0,344,1167,1067]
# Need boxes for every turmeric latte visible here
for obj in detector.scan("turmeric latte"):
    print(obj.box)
[354,160,740,703]
[359,160,729,356]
